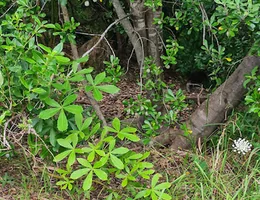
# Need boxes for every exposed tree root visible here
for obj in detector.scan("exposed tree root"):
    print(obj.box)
[151,56,260,149]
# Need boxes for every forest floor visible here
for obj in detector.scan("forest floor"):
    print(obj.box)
[0,75,200,199]
[1,75,259,199]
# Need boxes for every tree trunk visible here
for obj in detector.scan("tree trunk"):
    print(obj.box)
[112,0,163,67]
[151,56,260,149]
[146,7,163,67]
[130,0,148,56]
[111,0,144,67]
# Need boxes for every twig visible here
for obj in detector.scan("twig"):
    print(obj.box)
[199,3,220,47]
[0,2,16,18]
[81,15,130,58]
[75,32,115,57]
[197,87,204,106]
[199,3,206,44]
[2,114,22,149]
[60,4,108,126]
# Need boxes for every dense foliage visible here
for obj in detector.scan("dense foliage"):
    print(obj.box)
[0,0,259,199]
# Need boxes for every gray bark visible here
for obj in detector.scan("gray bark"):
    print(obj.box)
[130,0,147,56]
[112,0,144,67]
[146,7,163,67]
[151,56,260,149]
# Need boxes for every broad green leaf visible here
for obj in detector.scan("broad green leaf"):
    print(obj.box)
[68,151,76,166]
[64,105,83,115]
[112,118,120,131]
[105,126,117,133]
[45,98,60,107]
[78,158,92,168]
[94,169,107,181]
[75,114,83,129]
[118,132,140,142]
[122,178,128,187]
[121,127,137,133]
[140,162,154,169]
[23,57,36,64]
[32,88,47,94]
[90,123,100,135]
[86,74,94,85]
[49,129,56,147]
[81,117,92,130]
[109,139,116,152]
[152,174,162,188]
[95,150,105,157]
[0,71,4,87]
[99,155,109,166]
[154,182,171,190]
[55,56,70,63]
[19,77,29,89]
[52,83,64,91]
[76,68,93,75]
[69,75,84,82]
[135,190,147,199]
[103,136,115,142]
[140,169,155,179]
[56,180,67,186]
[110,154,124,169]
[243,79,250,88]
[155,192,172,200]
[63,94,77,106]
[88,151,95,162]
[70,168,90,179]
[93,88,103,101]
[39,108,60,119]
[85,85,93,92]
[142,152,151,160]
[53,150,71,162]
[53,43,63,54]
[83,171,93,191]
[93,158,107,168]
[32,50,44,63]
[81,147,92,153]
[72,61,79,73]
[58,110,68,132]
[94,72,106,85]
[44,24,56,29]
[96,85,120,94]
[38,44,52,53]
[76,55,89,63]
[151,192,157,200]
[128,153,143,160]
[1,45,13,51]
[57,138,73,149]
[75,147,86,153]
[111,147,129,155]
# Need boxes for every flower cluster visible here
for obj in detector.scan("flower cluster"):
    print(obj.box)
[232,138,252,155]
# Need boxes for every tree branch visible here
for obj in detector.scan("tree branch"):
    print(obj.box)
[60,5,107,126]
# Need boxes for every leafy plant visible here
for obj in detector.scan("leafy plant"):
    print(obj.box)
[85,72,120,101]
[124,57,187,142]
[104,55,123,84]
[52,117,172,198]
[135,173,172,200]
[244,66,260,117]
[39,95,83,132]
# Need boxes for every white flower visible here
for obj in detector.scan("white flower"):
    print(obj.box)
[84,1,90,6]
[232,138,252,155]
[258,88,260,92]
[93,0,97,2]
